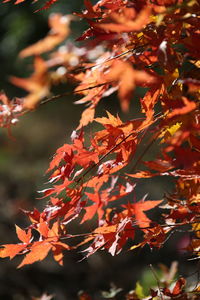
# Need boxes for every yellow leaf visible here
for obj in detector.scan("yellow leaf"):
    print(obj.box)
[159,122,182,143]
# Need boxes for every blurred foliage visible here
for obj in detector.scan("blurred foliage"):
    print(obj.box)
[0,0,87,92]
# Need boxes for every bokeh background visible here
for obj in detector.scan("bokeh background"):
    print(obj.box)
[0,1,198,299]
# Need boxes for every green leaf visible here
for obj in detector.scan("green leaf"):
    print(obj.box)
[135,282,145,299]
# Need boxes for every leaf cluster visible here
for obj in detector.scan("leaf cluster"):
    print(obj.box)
[0,3,199,294]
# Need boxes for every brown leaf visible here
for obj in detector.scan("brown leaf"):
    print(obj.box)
[167,97,196,119]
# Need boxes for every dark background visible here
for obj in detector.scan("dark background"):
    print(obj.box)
[0,1,197,299]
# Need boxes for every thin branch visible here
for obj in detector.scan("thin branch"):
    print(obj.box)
[72,43,148,74]
[58,219,200,240]
[73,49,133,73]
[150,264,164,300]
[129,127,162,173]
[76,130,136,183]
[40,81,111,106]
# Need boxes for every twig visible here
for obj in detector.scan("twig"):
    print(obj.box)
[150,264,164,300]
[72,43,148,74]
[40,81,111,106]
[129,127,162,173]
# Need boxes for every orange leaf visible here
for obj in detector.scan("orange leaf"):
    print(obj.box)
[94,224,117,235]
[52,241,70,265]
[73,150,99,168]
[38,222,49,238]
[96,6,151,33]
[104,61,155,112]
[141,86,163,119]
[127,171,157,178]
[0,244,26,259]
[18,241,52,268]
[123,199,162,227]
[133,200,162,227]
[20,14,71,57]
[77,106,95,129]
[11,56,50,110]
[15,225,31,244]
[95,111,122,127]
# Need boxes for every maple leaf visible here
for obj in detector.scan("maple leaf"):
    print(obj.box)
[122,198,163,228]
[82,182,135,223]
[81,218,134,258]
[22,208,42,224]
[107,217,134,256]
[0,244,26,260]
[15,225,32,244]
[130,224,167,250]
[73,149,99,168]
[38,222,50,238]
[75,0,101,19]
[93,6,152,33]
[167,206,195,223]
[11,56,50,110]
[47,143,73,173]
[77,106,95,129]
[52,241,70,265]
[141,85,163,119]
[20,14,71,57]
[104,61,156,112]
[76,0,125,23]
[81,193,102,222]
[172,148,200,170]
[73,66,109,128]
[144,224,168,248]
[95,111,123,127]
[79,224,117,258]
[7,220,71,267]
[0,225,32,260]
[17,241,52,268]
[167,97,196,119]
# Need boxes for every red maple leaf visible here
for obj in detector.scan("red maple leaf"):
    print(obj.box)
[122,197,163,228]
